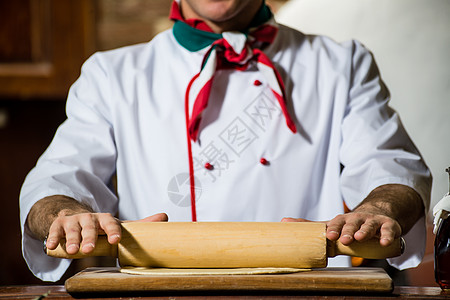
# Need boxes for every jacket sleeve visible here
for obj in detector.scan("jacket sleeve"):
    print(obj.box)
[339,40,432,269]
[19,53,119,281]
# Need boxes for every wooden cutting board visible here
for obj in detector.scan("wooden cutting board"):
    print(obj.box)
[65,267,393,294]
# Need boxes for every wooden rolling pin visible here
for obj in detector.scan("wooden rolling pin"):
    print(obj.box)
[46,222,404,268]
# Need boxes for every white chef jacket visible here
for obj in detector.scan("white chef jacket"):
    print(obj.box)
[20,23,431,281]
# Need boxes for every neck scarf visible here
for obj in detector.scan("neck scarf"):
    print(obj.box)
[170,1,297,221]
[171,1,297,140]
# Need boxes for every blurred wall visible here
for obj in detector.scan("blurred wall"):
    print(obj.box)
[276,0,450,215]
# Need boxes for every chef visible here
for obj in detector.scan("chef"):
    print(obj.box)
[20,0,431,282]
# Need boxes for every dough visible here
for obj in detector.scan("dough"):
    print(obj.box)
[120,267,309,276]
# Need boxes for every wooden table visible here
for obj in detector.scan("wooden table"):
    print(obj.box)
[0,285,449,299]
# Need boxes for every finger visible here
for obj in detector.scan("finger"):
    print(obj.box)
[326,215,346,241]
[353,219,380,242]
[98,213,122,244]
[137,213,169,223]
[379,220,400,247]
[46,219,66,250]
[62,217,82,255]
[78,214,99,254]
[338,217,366,245]
[281,217,311,222]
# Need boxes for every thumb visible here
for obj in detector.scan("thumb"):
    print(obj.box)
[138,213,169,222]
[281,217,312,222]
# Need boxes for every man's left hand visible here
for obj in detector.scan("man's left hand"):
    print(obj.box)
[325,211,401,246]
[282,184,424,247]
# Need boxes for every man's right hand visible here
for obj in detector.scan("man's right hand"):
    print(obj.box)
[46,212,169,255]
[46,212,122,255]
[27,195,168,255]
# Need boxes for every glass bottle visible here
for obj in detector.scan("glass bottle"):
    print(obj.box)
[434,167,450,290]
[435,218,450,289]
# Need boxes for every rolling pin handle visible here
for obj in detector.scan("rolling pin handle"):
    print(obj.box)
[328,237,404,259]
[45,235,118,259]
